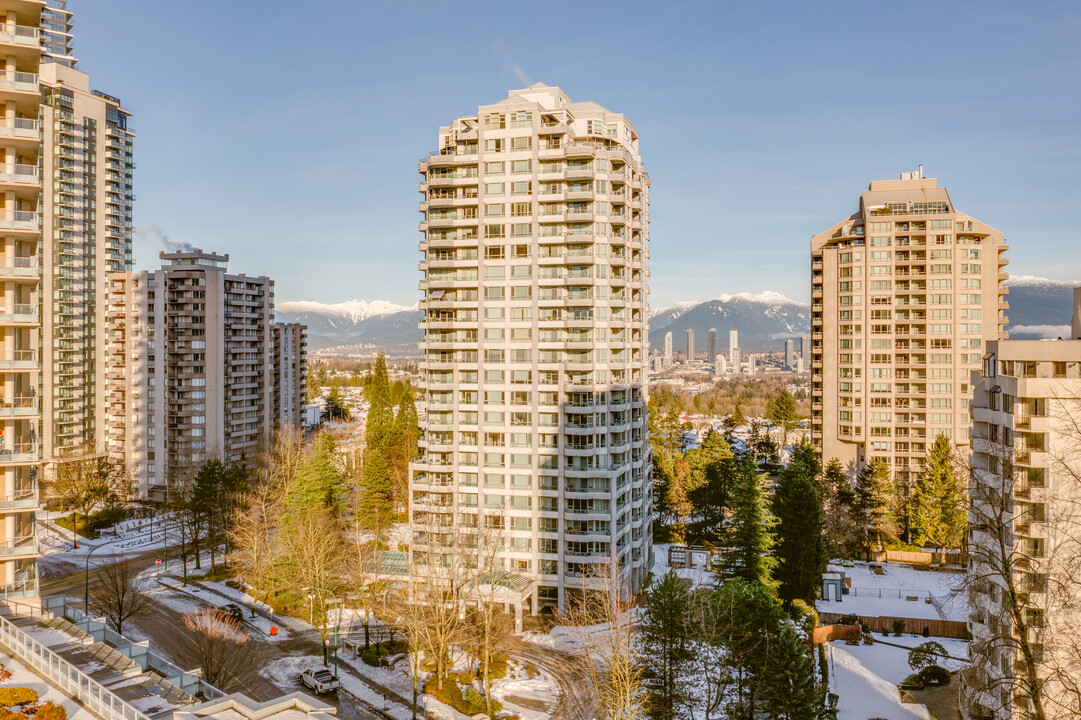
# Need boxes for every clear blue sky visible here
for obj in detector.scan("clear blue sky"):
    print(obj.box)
[74,0,1081,308]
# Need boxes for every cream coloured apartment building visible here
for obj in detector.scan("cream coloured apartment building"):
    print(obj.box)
[410,84,653,611]
[106,250,304,498]
[964,293,1081,720]
[810,171,1009,491]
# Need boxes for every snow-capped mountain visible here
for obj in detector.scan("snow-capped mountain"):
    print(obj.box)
[275,300,421,351]
[1003,276,1079,339]
[649,292,811,353]
[277,276,1074,353]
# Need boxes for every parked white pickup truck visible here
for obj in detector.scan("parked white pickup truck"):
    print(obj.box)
[299,667,340,694]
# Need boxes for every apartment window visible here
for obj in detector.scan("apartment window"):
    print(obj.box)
[485,162,504,174]
[484,287,504,300]
[510,139,532,153]
[485,183,505,196]
[485,139,504,152]
[485,203,505,217]
[511,181,531,195]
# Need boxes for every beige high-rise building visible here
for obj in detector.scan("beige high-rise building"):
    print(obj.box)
[964,294,1081,720]
[272,322,307,433]
[40,59,134,463]
[410,84,653,611]
[0,0,119,605]
[810,170,1009,493]
[106,250,304,498]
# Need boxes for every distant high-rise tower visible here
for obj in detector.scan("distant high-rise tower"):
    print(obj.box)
[715,355,727,375]
[800,335,810,363]
[686,329,695,363]
[410,84,653,612]
[106,251,304,498]
[729,329,738,364]
[746,354,756,375]
[785,339,795,370]
[707,328,717,363]
[811,171,1008,494]
[664,331,673,365]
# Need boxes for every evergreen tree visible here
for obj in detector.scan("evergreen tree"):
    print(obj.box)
[641,571,694,720]
[731,399,747,428]
[773,461,826,606]
[722,455,777,587]
[910,434,967,563]
[687,431,736,540]
[360,353,396,524]
[325,386,349,420]
[387,391,420,511]
[364,354,394,451]
[290,431,347,512]
[766,389,800,437]
[853,458,896,556]
[759,621,819,720]
[790,439,821,479]
[668,457,693,544]
[819,457,858,559]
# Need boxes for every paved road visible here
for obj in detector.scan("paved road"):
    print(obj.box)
[40,551,396,720]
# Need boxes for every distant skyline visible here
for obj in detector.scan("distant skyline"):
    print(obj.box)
[74,1,1081,308]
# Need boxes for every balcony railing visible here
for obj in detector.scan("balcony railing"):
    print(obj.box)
[0,442,41,463]
[0,257,40,277]
[0,72,38,93]
[0,536,37,557]
[0,305,38,323]
[0,396,36,417]
[0,25,40,46]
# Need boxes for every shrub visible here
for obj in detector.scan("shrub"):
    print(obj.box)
[892,619,906,636]
[908,640,948,672]
[838,613,860,626]
[425,679,503,716]
[32,704,66,720]
[790,599,819,633]
[0,687,38,706]
[900,674,924,690]
[919,665,951,686]
[0,709,19,720]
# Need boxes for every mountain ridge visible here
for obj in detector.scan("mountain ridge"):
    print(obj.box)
[276,276,1077,353]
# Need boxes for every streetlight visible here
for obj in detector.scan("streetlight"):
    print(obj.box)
[83,543,107,613]
[303,586,340,677]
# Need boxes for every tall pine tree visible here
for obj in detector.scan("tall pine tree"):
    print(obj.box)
[853,458,896,557]
[641,571,694,720]
[910,434,967,563]
[360,353,395,527]
[773,461,826,606]
[722,455,777,588]
[290,431,347,512]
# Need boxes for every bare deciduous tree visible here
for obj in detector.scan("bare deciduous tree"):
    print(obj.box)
[556,559,643,720]
[49,449,129,548]
[179,610,256,692]
[89,561,150,635]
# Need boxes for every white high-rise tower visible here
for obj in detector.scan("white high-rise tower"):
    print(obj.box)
[410,85,653,612]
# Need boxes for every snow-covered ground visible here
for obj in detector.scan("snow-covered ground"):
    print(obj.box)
[829,636,968,720]
[818,562,968,622]
[490,662,558,720]
[651,543,716,588]
[260,655,413,720]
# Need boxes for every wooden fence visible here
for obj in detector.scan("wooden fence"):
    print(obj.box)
[818,611,968,639]
[812,624,861,644]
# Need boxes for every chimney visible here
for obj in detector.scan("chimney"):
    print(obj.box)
[1073,286,1081,340]
[918,164,924,179]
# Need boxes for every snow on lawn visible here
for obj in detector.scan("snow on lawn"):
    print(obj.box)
[0,651,99,720]
[819,562,968,623]
[652,543,716,589]
[491,663,558,720]
[829,637,969,720]
[260,656,413,720]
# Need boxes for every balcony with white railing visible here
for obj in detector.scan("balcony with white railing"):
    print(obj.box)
[0,212,38,232]
[0,350,37,371]
[0,72,38,94]
[0,305,38,323]
[0,25,40,48]
[0,257,40,278]
[0,117,38,141]
[0,164,39,185]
